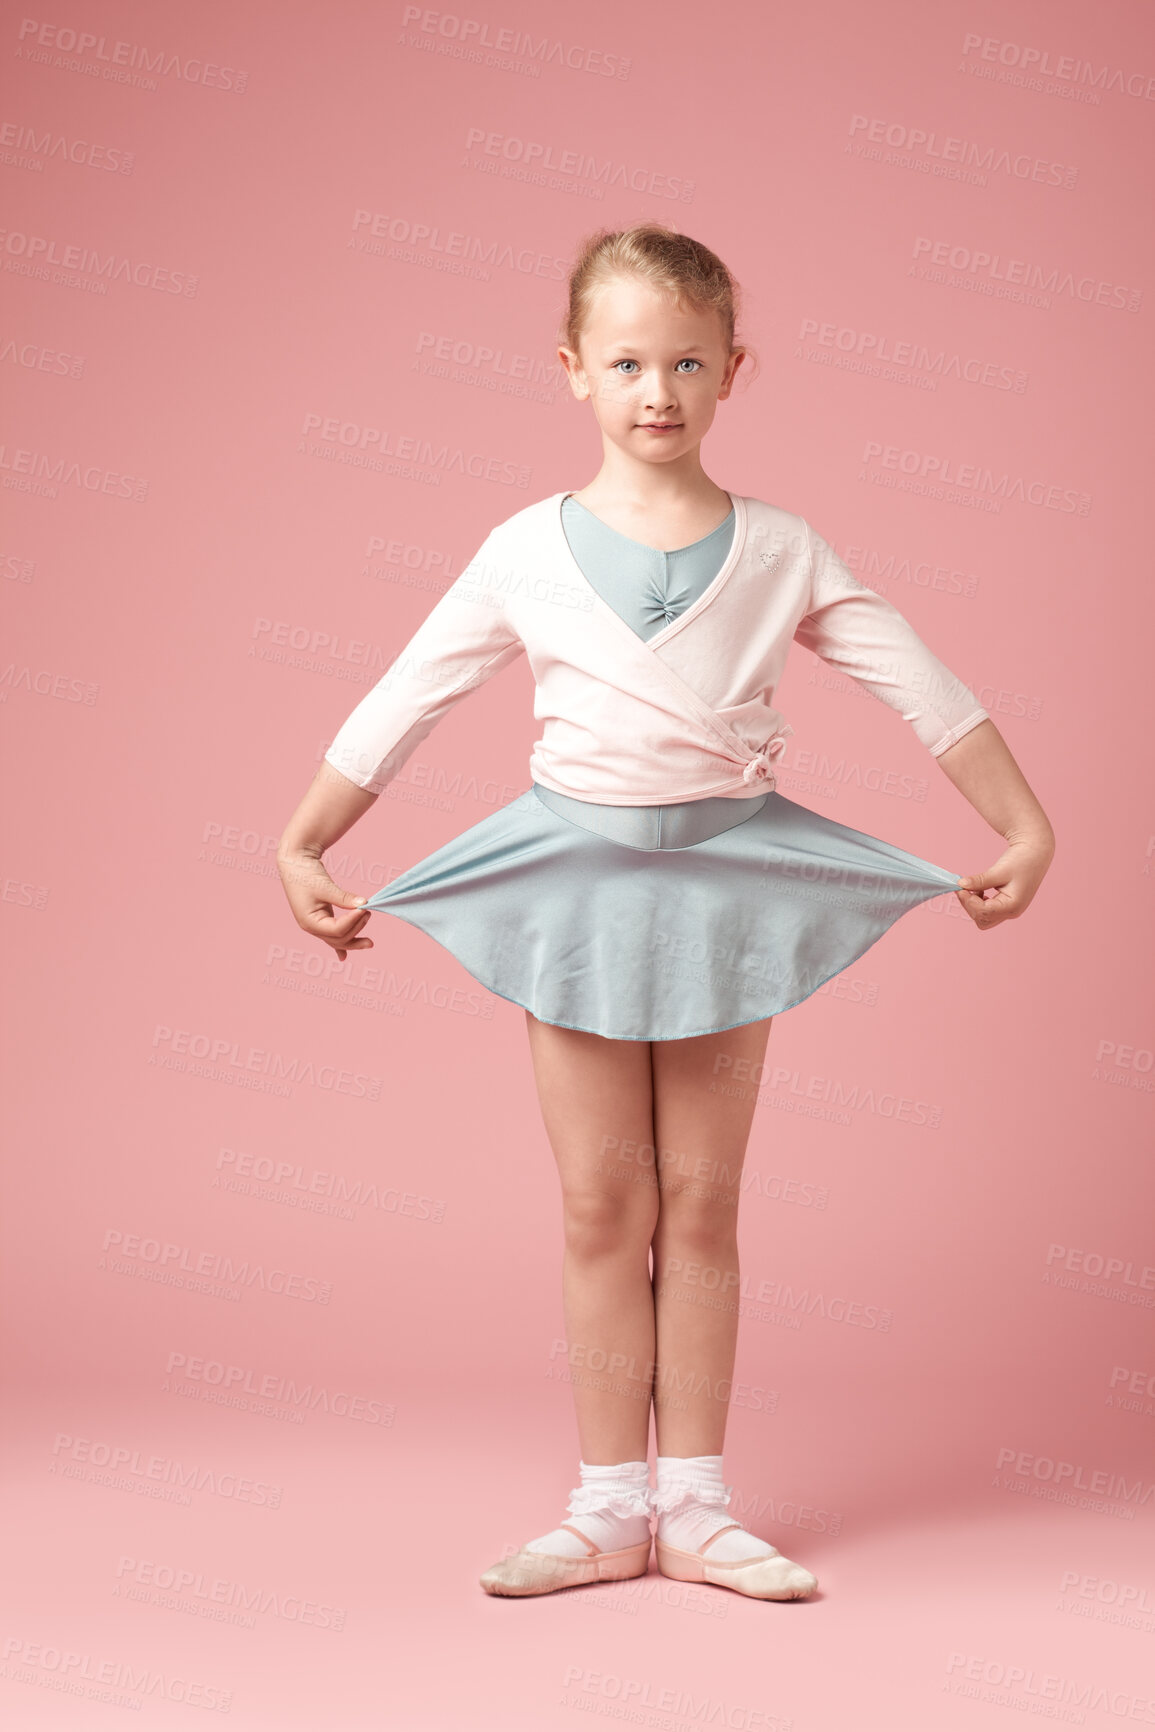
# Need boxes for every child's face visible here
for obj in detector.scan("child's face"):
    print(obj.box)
[560,275,745,467]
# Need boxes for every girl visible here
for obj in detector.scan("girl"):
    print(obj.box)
[277,224,1055,1602]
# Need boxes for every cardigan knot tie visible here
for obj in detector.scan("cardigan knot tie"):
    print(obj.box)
[742,732,789,785]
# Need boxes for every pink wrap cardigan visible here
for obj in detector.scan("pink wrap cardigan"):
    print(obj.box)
[323,491,989,806]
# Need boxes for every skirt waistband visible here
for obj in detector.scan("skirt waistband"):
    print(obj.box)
[530,782,769,850]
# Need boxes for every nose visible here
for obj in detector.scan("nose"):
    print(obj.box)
[643,372,677,413]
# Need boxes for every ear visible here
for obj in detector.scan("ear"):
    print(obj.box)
[557,345,591,401]
[718,349,748,399]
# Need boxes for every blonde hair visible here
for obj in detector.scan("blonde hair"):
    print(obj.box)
[558,220,756,378]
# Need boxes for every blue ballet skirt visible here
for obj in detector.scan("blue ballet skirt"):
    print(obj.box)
[362,785,963,1042]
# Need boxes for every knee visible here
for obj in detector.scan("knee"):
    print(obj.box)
[655,1195,739,1262]
[562,1187,657,1261]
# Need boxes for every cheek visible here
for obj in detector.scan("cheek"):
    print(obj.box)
[596,376,635,407]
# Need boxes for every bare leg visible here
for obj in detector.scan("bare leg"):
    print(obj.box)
[523,1009,659,1464]
[649,1018,773,1456]
[642,1018,820,1596]
[522,1010,773,1461]
[485,1010,816,1598]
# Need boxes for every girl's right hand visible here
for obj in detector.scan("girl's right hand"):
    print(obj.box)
[954,835,1053,931]
[277,849,374,962]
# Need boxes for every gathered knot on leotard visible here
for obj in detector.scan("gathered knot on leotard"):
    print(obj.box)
[640,571,696,631]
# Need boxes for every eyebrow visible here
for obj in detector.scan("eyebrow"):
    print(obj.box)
[602,345,710,357]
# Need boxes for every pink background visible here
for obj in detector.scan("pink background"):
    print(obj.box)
[3,1,1153,1727]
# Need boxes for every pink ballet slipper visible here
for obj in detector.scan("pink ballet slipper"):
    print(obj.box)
[480,1524,652,1597]
[655,1523,818,1600]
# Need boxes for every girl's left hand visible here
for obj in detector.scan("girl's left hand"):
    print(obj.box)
[954,837,1054,930]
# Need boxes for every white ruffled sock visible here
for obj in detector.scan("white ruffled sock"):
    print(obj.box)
[523,1460,653,1558]
[653,1454,776,1563]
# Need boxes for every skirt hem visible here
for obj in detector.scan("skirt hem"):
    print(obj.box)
[372,894,951,1043]
[362,786,962,1042]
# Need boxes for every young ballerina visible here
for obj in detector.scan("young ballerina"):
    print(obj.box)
[277,223,1055,1602]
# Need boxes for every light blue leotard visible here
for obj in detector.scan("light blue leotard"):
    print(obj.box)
[561,494,735,641]
[531,496,768,850]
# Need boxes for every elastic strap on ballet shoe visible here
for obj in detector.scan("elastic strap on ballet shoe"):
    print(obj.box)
[555,1524,601,1556]
[697,1523,745,1557]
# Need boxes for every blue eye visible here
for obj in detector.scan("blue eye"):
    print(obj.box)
[612,358,703,375]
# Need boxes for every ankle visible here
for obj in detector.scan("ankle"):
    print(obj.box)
[523,1459,653,1558]
[653,1454,776,1562]
[653,1454,730,1515]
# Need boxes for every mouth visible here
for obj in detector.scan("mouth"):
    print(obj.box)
[638,422,682,430]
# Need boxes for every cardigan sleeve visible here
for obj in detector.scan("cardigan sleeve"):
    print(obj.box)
[322,530,525,794]
[793,520,989,757]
